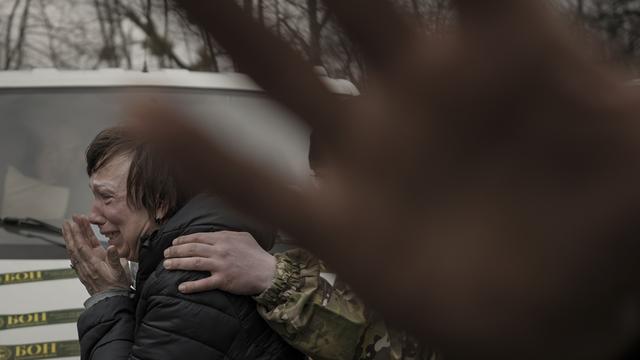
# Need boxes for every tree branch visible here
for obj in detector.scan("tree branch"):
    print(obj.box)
[117,0,191,69]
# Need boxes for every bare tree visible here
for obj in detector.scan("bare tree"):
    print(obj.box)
[116,0,190,69]
[6,0,640,83]
[12,0,31,68]
[4,0,22,69]
[576,0,640,73]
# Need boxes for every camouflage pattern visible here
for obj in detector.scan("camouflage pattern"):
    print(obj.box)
[254,249,439,360]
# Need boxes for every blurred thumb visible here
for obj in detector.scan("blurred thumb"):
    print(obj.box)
[107,246,121,269]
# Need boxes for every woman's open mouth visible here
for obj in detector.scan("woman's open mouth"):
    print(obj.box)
[102,231,120,244]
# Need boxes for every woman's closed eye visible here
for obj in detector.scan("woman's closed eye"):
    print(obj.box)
[96,191,115,204]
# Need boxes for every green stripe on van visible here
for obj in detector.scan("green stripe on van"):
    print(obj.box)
[0,340,79,360]
[0,309,83,331]
[0,269,76,285]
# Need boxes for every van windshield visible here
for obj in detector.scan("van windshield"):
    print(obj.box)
[0,87,309,259]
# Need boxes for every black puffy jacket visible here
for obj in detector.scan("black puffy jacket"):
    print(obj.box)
[77,195,303,360]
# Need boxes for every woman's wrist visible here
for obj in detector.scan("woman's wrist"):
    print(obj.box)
[84,288,131,309]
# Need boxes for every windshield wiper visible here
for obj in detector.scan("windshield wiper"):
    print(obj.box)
[0,217,62,235]
[0,217,65,248]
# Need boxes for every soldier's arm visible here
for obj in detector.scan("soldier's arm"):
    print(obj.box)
[163,232,370,359]
[254,248,368,360]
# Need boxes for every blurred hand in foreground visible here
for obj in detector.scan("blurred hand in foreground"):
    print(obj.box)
[134,0,640,358]
[163,231,276,296]
[63,215,130,295]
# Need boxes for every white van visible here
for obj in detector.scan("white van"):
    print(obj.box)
[0,69,357,360]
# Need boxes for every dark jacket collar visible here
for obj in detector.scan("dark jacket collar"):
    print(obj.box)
[135,194,275,292]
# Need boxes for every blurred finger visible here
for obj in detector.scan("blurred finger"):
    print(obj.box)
[452,0,539,25]
[323,0,420,72]
[164,257,218,272]
[451,0,582,72]
[133,106,319,241]
[174,0,344,137]
[178,275,222,294]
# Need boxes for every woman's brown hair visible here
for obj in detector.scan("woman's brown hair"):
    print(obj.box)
[86,126,189,223]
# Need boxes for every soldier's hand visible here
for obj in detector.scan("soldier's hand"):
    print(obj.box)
[136,1,640,358]
[163,231,276,296]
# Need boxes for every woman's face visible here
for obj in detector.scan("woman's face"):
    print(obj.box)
[88,154,155,261]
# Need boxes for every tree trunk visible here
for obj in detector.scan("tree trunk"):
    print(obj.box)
[577,0,584,16]
[104,1,120,66]
[37,1,60,67]
[4,0,22,69]
[94,0,120,67]
[115,5,133,69]
[14,0,31,68]
[118,1,190,69]
[202,29,220,72]
[275,0,281,36]
[308,0,322,65]
[163,0,170,67]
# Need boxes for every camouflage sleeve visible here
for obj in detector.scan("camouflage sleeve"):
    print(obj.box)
[254,248,368,360]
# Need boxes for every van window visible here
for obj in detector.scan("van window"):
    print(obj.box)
[0,87,310,258]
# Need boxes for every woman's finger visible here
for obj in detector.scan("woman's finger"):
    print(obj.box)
[62,221,79,261]
[74,260,94,283]
[76,215,101,248]
[62,221,76,249]
[106,246,121,270]
[76,244,94,263]
[74,215,96,247]
[71,215,96,249]
[69,221,98,263]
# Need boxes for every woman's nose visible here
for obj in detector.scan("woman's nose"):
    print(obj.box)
[88,209,106,225]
